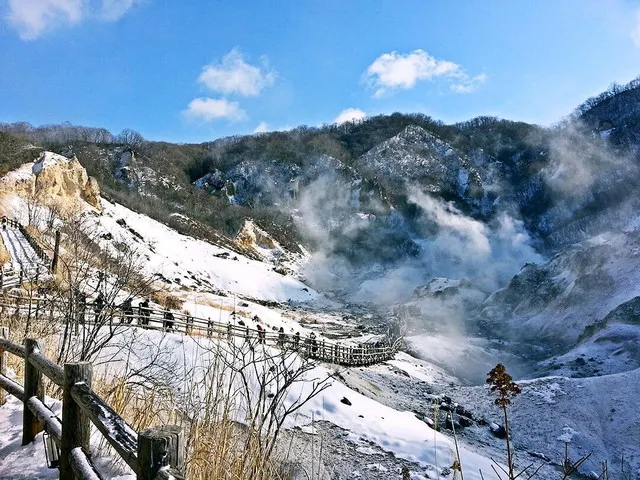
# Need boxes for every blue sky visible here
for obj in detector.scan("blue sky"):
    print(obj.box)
[2,0,640,143]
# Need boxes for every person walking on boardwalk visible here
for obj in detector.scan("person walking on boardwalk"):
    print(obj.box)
[138,299,151,327]
[256,324,265,344]
[163,308,175,332]
[278,326,285,347]
[310,331,318,354]
[76,290,86,326]
[121,298,134,323]
[93,292,105,316]
[293,331,300,349]
[304,333,312,354]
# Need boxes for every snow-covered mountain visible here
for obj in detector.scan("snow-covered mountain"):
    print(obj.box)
[476,224,640,377]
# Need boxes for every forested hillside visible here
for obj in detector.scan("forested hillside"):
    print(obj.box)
[2,77,639,262]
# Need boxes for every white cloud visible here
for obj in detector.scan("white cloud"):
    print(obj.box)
[8,0,83,40]
[364,49,486,97]
[100,0,138,21]
[6,0,140,40]
[632,9,640,47]
[253,122,269,133]
[198,48,277,97]
[450,73,488,94]
[183,97,246,122]
[334,108,367,125]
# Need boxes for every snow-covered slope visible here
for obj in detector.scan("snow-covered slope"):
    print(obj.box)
[0,227,45,273]
[91,199,318,303]
[477,227,640,355]
[90,327,499,480]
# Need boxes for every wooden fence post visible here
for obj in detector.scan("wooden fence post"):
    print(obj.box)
[51,230,61,274]
[137,425,184,480]
[0,327,8,406]
[60,362,92,480]
[22,338,45,445]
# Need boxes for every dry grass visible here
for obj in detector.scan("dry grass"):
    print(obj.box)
[197,296,247,315]
[1,285,316,480]
[0,235,10,265]
[93,364,295,480]
[1,312,63,400]
[151,290,184,310]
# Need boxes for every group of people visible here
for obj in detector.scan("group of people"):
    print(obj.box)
[73,292,194,333]
[118,298,152,325]
[71,294,387,363]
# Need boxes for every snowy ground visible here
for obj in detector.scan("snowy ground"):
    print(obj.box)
[0,227,46,274]
[0,395,59,479]
[0,327,501,480]
[435,370,640,479]
[93,199,317,304]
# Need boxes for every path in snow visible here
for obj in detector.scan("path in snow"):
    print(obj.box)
[0,226,47,280]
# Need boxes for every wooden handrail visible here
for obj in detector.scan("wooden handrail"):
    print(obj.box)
[1,217,51,280]
[0,337,26,358]
[1,295,403,367]
[71,381,138,472]
[29,351,64,387]
[0,331,184,480]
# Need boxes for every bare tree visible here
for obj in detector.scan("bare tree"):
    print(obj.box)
[46,211,156,363]
[174,334,331,479]
[24,187,44,227]
[116,129,145,151]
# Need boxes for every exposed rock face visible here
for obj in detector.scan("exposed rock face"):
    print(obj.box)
[357,125,484,202]
[33,152,102,209]
[475,227,640,366]
[0,151,102,211]
[236,219,278,253]
[81,175,101,209]
[235,219,307,275]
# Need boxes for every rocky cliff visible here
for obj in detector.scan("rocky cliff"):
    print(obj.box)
[0,151,102,212]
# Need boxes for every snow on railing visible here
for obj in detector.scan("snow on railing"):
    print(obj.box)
[0,327,185,480]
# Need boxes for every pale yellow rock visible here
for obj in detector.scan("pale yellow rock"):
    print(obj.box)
[236,219,277,251]
[0,151,102,211]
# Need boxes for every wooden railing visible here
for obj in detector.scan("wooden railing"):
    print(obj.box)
[1,216,52,280]
[1,294,403,367]
[17,223,51,266]
[0,327,185,480]
[0,267,20,289]
[2,217,21,229]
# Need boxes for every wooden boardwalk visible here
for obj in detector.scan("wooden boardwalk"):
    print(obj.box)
[1,294,403,367]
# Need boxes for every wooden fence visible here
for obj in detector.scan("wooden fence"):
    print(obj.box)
[1,216,52,288]
[1,294,403,367]
[0,327,184,480]
[1,215,52,267]
[2,217,21,229]
[17,223,52,266]
[0,216,403,367]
